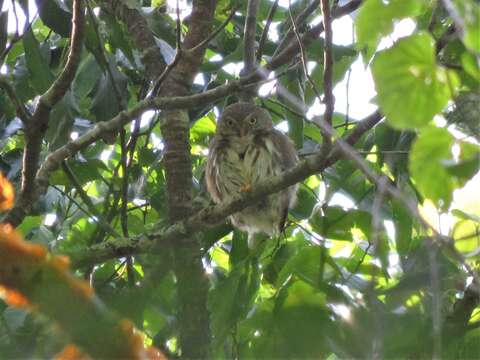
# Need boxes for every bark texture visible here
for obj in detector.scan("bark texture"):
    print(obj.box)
[157,0,216,357]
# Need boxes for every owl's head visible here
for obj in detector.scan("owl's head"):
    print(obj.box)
[217,103,273,137]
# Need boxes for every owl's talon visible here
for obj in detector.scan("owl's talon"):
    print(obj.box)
[240,184,252,193]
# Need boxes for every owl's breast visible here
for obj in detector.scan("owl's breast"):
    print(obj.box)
[220,136,281,185]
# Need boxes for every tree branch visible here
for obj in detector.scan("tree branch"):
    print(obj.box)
[257,0,279,61]
[39,0,85,109]
[440,0,466,38]
[4,0,364,227]
[65,110,384,268]
[61,161,120,238]
[240,0,260,102]
[267,0,362,71]
[273,0,319,58]
[189,5,238,53]
[152,0,183,95]
[154,0,216,357]
[244,0,260,74]
[0,75,31,123]
[99,0,167,79]
[4,0,85,227]
[320,0,335,135]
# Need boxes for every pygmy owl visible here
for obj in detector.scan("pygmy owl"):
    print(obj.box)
[206,103,298,236]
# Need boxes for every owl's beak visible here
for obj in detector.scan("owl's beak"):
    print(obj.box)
[239,125,248,137]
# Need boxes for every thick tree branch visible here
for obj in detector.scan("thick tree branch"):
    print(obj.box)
[155,0,216,357]
[4,0,364,227]
[65,110,384,268]
[240,0,260,102]
[4,0,85,227]
[99,0,167,79]
[244,0,260,74]
[39,0,85,110]
[189,5,238,53]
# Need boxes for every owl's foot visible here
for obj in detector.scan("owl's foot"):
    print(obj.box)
[239,183,252,193]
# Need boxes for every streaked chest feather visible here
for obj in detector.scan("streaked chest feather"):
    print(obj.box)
[216,136,281,191]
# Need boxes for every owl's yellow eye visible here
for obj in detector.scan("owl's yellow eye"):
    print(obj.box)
[249,117,257,125]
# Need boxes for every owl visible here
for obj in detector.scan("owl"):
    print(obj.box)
[206,103,298,236]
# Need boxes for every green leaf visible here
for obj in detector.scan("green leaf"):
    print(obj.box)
[274,279,333,358]
[310,206,372,241]
[229,230,249,266]
[73,54,103,99]
[190,113,216,143]
[279,71,304,149]
[209,258,260,348]
[22,28,54,93]
[452,209,480,222]
[100,11,135,63]
[391,200,413,259]
[409,126,455,207]
[356,0,429,59]
[372,33,459,129]
[50,159,107,186]
[36,0,72,38]
[444,141,480,185]
[453,0,480,53]
[46,91,78,150]
[17,216,42,237]
[90,60,128,122]
[290,184,317,220]
[277,246,323,287]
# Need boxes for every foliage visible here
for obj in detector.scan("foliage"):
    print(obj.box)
[0,0,479,358]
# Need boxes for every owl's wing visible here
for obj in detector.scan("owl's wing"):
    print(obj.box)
[269,130,299,233]
[269,129,299,170]
[205,138,222,203]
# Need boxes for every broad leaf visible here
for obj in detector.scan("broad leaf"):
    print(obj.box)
[356,0,429,59]
[372,33,459,129]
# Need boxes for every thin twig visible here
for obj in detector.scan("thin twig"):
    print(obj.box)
[0,5,36,64]
[119,129,134,285]
[151,0,183,96]
[51,184,116,234]
[273,0,320,57]
[86,0,125,110]
[268,0,362,71]
[0,75,31,123]
[257,0,279,61]
[61,162,121,238]
[371,176,388,250]
[288,0,322,102]
[428,241,443,360]
[344,21,354,130]
[189,6,238,53]
[320,0,335,138]
[441,0,465,37]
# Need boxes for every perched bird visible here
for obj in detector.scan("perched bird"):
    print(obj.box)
[206,103,298,237]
